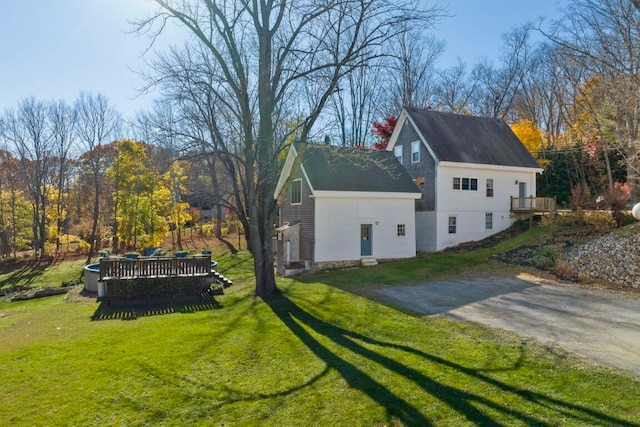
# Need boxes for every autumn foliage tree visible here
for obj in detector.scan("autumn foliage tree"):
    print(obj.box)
[371,115,398,150]
[108,140,172,250]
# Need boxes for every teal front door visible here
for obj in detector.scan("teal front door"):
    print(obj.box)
[361,224,372,256]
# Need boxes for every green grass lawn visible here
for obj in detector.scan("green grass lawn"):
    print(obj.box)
[0,258,86,292]
[1,231,639,426]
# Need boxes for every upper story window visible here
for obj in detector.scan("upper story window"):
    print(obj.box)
[291,179,302,204]
[454,177,477,191]
[486,179,494,197]
[411,141,420,163]
[394,145,403,165]
[453,177,461,190]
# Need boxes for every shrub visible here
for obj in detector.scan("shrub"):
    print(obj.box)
[604,182,630,227]
[533,248,559,270]
[554,259,577,281]
[570,182,591,223]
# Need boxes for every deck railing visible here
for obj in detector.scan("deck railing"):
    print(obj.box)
[99,256,211,281]
[510,196,556,213]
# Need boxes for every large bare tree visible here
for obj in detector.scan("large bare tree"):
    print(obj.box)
[469,25,532,119]
[0,98,53,258]
[385,29,445,112]
[136,0,445,296]
[434,59,478,114]
[49,100,76,251]
[75,92,121,263]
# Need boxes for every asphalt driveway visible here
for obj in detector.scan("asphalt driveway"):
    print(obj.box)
[376,275,640,377]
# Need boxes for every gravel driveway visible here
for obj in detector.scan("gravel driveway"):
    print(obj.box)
[376,275,640,377]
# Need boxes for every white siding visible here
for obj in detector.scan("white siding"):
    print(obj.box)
[430,163,538,251]
[314,196,417,262]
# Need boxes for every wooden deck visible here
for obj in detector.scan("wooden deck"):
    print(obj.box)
[98,256,220,305]
[510,197,556,214]
[99,256,211,281]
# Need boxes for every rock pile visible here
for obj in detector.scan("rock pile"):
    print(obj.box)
[566,224,640,288]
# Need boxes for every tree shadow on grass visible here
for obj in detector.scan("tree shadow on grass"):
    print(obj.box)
[91,298,222,321]
[216,237,239,254]
[0,259,52,290]
[266,292,638,426]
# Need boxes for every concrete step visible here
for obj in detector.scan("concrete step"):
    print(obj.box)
[361,257,378,267]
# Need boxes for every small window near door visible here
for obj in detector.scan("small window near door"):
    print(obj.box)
[411,141,420,163]
[291,179,302,204]
[485,212,493,230]
[397,224,406,236]
[394,145,403,164]
[448,216,457,234]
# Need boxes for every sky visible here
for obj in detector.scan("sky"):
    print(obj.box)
[0,0,565,120]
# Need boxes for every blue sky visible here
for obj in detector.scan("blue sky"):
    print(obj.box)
[0,0,564,119]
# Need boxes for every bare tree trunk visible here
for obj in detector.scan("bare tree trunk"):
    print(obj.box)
[250,214,277,297]
[86,184,100,264]
[215,204,222,238]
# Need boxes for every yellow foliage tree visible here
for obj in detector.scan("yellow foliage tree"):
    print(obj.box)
[511,119,548,167]
[511,119,543,154]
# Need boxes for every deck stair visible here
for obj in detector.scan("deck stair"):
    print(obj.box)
[210,270,233,287]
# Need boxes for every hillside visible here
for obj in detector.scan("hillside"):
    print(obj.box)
[495,215,640,292]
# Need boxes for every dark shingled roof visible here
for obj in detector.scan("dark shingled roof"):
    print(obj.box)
[405,107,541,169]
[301,145,420,193]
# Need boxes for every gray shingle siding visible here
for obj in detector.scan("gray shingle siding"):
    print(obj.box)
[279,168,315,263]
[394,121,436,211]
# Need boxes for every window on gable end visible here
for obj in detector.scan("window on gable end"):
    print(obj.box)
[291,179,302,204]
[411,141,420,163]
[394,145,403,165]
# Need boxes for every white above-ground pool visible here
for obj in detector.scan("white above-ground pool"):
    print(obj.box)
[83,263,101,293]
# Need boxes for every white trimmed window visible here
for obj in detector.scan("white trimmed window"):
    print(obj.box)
[291,179,302,204]
[394,145,403,164]
[448,216,457,234]
[454,177,478,191]
[397,224,406,237]
[411,141,420,163]
[486,179,494,197]
[485,212,493,230]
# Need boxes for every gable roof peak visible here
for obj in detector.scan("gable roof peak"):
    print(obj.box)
[403,107,541,169]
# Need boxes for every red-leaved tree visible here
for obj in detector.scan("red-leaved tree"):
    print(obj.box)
[371,115,397,150]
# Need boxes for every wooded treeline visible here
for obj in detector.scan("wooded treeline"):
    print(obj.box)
[0,94,231,260]
[1,0,638,295]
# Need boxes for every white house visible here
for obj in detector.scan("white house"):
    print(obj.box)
[387,107,544,252]
[274,144,422,275]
